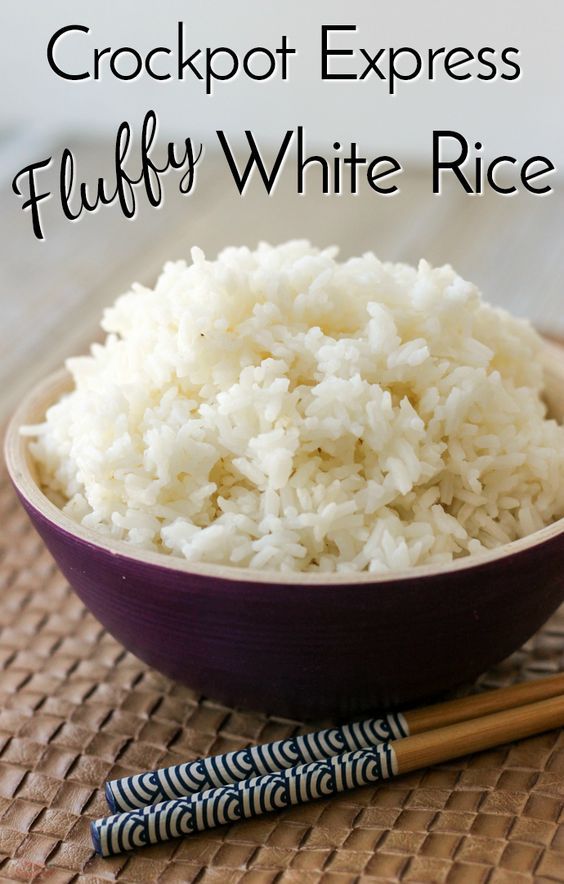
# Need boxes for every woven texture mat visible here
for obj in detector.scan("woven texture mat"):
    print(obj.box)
[1,463,564,883]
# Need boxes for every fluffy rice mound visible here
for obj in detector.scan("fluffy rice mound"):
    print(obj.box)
[26,241,564,573]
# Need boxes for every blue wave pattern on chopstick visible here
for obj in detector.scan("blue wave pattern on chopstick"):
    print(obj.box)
[93,742,398,856]
[106,712,407,813]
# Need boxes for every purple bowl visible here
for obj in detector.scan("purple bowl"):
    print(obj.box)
[5,350,564,719]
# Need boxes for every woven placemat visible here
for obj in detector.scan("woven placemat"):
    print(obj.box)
[1,462,564,883]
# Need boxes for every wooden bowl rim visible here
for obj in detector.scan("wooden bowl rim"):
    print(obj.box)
[4,342,564,587]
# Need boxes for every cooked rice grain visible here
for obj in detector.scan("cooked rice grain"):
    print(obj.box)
[24,242,564,572]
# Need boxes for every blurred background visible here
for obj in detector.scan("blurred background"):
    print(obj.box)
[1,0,563,420]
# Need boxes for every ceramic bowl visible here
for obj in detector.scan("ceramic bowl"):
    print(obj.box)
[5,341,564,718]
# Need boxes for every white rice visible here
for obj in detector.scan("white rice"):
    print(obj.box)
[24,241,564,573]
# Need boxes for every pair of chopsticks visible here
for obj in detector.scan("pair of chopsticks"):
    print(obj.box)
[92,673,564,857]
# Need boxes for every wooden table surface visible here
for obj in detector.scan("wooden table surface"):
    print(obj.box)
[1,130,563,424]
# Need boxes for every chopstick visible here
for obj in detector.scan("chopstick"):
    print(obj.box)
[105,672,564,813]
[92,693,564,857]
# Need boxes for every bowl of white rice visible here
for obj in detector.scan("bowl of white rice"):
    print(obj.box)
[5,242,564,716]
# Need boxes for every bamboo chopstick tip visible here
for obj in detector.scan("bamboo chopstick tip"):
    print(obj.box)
[105,782,117,814]
[91,820,102,856]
